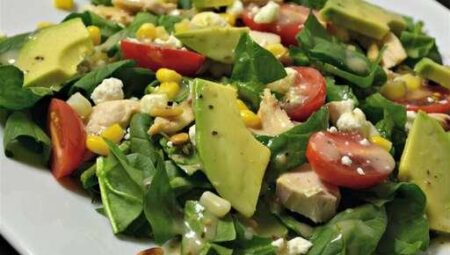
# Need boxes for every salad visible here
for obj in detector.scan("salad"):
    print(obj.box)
[1,0,449,254]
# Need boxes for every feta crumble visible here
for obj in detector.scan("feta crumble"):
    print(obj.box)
[90,78,124,105]
[254,1,280,24]
[341,155,353,166]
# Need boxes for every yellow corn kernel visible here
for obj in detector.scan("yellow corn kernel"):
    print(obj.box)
[54,0,74,11]
[236,99,249,111]
[37,21,55,29]
[219,13,236,26]
[169,133,190,145]
[156,26,169,40]
[87,26,102,46]
[101,124,125,144]
[86,135,109,156]
[265,43,287,59]
[149,106,183,118]
[157,82,181,100]
[240,110,262,129]
[174,19,191,33]
[370,136,392,152]
[367,43,379,62]
[136,23,157,40]
[380,80,407,100]
[396,73,422,91]
[156,68,182,83]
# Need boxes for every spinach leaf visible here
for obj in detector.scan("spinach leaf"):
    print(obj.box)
[362,93,406,156]
[400,17,442,65]
[129,113,160,161]
[69,60,135,96]
[160,137,201,175]
[182,201,236,255]
[158,15,183,33]
[257,108,329,175]
[178,0,192,9]
[64,11,122,39]
[3,112,51,165]
[296,14,386,88]
[0,33,30,65]
[0,65,41,110]
[96,143,144,234]
[362,182,429,255]
[80,163,99,196]
[113,67,155,98]
[165,161,212,196]
[231,33,286,108]
[91,0,112,6]
[307,204,387,255]
[232,218,277,255]
[286,0,327,9]
[325,77,358,105]
[144,154,184,244]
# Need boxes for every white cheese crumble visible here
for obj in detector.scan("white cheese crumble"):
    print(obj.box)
[154,34,183,48]
[359,138,370,146]
[90,78,124,105]
[405,110,417,132]
[190,11,229,29]
[271,238,285,250]
[254,1,280,24]
[356,167,366,175]
[227,0,244,16]
[328,126,338,133]
[140,94,168,114]
[336,108,367,132]
[341,155,353,166]
[189,125,196,146]
[286,237,313,255]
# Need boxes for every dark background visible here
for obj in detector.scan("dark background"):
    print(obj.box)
[1,0,449,254]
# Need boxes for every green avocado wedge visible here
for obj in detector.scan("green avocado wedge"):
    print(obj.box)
[414,58,450,89]
[399,112,450,233]
[17,18,93,90]
[193,79,271,217]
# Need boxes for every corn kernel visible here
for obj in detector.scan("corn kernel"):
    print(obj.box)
[169,133,190,145]
[265,43,287,59]
[101,124,125,144]
[219,13,236,26]
[136,23,157,40]
[156,68,182,83]
[367,43,379,62]
[240,110,262,129]
[174,19,191,33]
[380,80,407,100]
[149,106,183,118]
[157,82,181,100]
[54,0,74,11]
[156,26,169,40]
[86,135,109,156]
[370,136,392,152]
[396,73,422,91]
[87,26,102,46]
[37,21,55,29]
[236,99,249,111]
[200,191,231,218]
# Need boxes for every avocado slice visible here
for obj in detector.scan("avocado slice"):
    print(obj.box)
[175,27,249,64]
[17,18,93,90]
[194,79,271,217]
[399,112,450,233]
[193,0,234,9]
[414,58,450,89]
[320,0,406,40]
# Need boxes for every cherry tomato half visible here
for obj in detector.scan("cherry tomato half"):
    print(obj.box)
[242,4,310,46]
[395,82,450,113]
[306,131,395,189]
[48,99,87,179]
[121,40,206,76]
[283,67,327,122]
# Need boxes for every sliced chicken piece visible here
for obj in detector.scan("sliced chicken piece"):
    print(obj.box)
[148,100,194,135]
[381,33,407,69]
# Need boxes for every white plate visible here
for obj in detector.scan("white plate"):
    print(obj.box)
[0,1,449,254]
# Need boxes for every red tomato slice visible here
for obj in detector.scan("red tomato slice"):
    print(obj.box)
[394,82,450,113]
[306,131,395,189]
[242,4,310,45]
[282,67,327,121]
[121,40,206,76]
[48,99,86,179]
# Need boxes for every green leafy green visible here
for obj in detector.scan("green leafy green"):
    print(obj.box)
[165,160,211,196]
[3,112,51,165]
[96,142,144,234]
[0,65,41,110]
[63,11,122,39]
[231,33,286,108]
[308,204,387,255]
[178,0,192,9]
[160,137,201,175]
[182,201,236,255]
[91,0,112,6]
[362,182,430,255]
[257,108,329,175]
[286,0,327,9]
[129,113,160,161]
[144,154,184,244]
[0,33,30,65]
[232,218,277,255]
[325,77,358,105]
[296,14,386,88]
[113,67,156,98]
[158,15,183,33]
[69,60,135,96]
